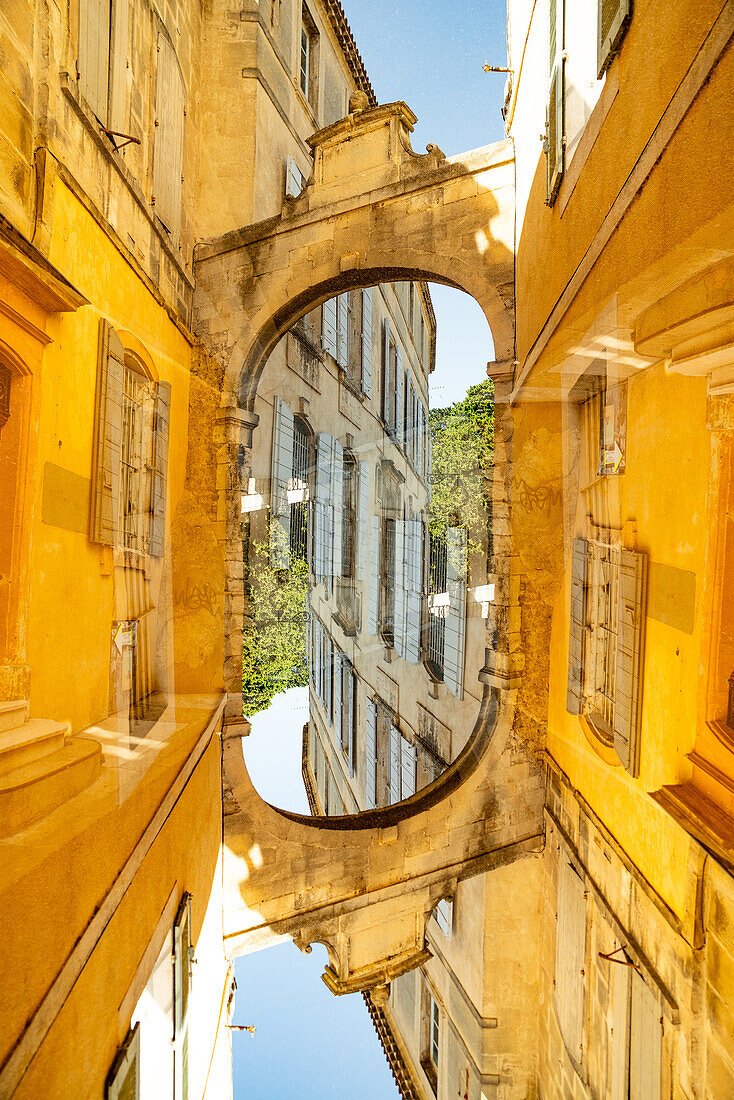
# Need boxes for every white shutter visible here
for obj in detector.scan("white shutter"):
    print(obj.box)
[435,898,453,937]
[286,156,304,197]
[400,735,416,797]
[270,397,294,569]
[630,971,662,1100]
[173,894,191,1100]
[567,538,588,714]
[108,0,129,132]
[614,549,646,775]
[153,34,185,238]
[356,462,370,582]
[405,519,422,664]
[389,721,401,803]
[546,0,565,205]
[367,515,381,635]
[361,288,372,396]
[315,435,332,582]
[395,346,404,445]
[394,520,406,658]
[444,527,467,699]
[365,698,377,808]
[322,298,338,358]
[554,859,586,1064]
[333,652,342,737]
[418,401,426,480]
[382,319,391,425]
[325,635,333,722]
[337,292,350,369]
[78,0,111,121]
[611,956,631,1100]
[598,0,631,78]
[331,437,344,577]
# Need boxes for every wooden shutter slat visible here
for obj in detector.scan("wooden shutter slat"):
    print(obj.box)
[611,954,631,1100]
[337,293,350,370]
[331,437,343,577]
[269,397,294,569]
[382,319,391,425]
[108,0,128,132]
[333,651,342,741]
[613,549,646,775]
[148,380,170,558]
[389,720,401,804]
[554,860,586,1063]
[394,519,406,658]
[630,971,662,1100]
[361,288,372,397]
[400,734,416,797]
[567,537,588,714]
[79,0,111,120]
[90,319,124,546]
[395,346,404,446]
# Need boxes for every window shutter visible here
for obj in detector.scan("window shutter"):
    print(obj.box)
[346,669,356,774]
[395,347,404,446]
[444,527,467,699]
[630,972,662,1100]
[173,894,191,1100]
[382,319,391,425]
[286,156,304,197]
[91,320,124,546]
[610,955,631,1100]
[394,520,406,658]
[435,898,453,937]
[108,0,128,133]
[270,396,294,569]
[148,380,170,558]
[153,34,185,239]
[597,0,631,78]
[314,434,332,582]
[613,549,646,776]
[368,515,381,635]
[105,1022,140,1100]
[322,298,338,358]
[389,720,401,803]
[546,0,565,205]
[404,520,422,664]
[365,698,377,808]
[78,0,111,121]
[356,462,370,582]
[361,288,372,396]
[567,538,588,715]
[331,437,344,576]
[333,652,342,737]
[337,292,350,370]
[400,734,416,797]
[325,634,334,723]
[554,860,586,1064]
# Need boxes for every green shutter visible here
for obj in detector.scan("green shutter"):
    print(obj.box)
[613,549,646,775]
[90,320,124,546]
[598,0,631,78]
[567,538,588,714]
[148,381,170,558]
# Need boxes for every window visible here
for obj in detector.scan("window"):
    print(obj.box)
[299,6,319,110]
[610,951,662,1100]
[554,858,586,1065]
[120,360,155,553]
[91,320,170,557]
[78,0,128,133]
[567,536,646,774]
[341,454,356,579]
[381,319,398,437]
[420,983,440,1094]
[152,34,185,239]
[290,415,312,562]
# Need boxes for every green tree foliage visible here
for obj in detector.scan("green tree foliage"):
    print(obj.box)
[242,526,309,716]
[428,378,495,558]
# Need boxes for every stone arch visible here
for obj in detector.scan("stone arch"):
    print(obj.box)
[194,102,536,991]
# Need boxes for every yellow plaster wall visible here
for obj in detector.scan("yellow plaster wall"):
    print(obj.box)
[26,179,193,733]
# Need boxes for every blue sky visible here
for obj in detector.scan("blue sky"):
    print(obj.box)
[234,5,506,1095]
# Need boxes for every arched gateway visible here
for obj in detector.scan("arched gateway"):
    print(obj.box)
[193,100,541,994]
